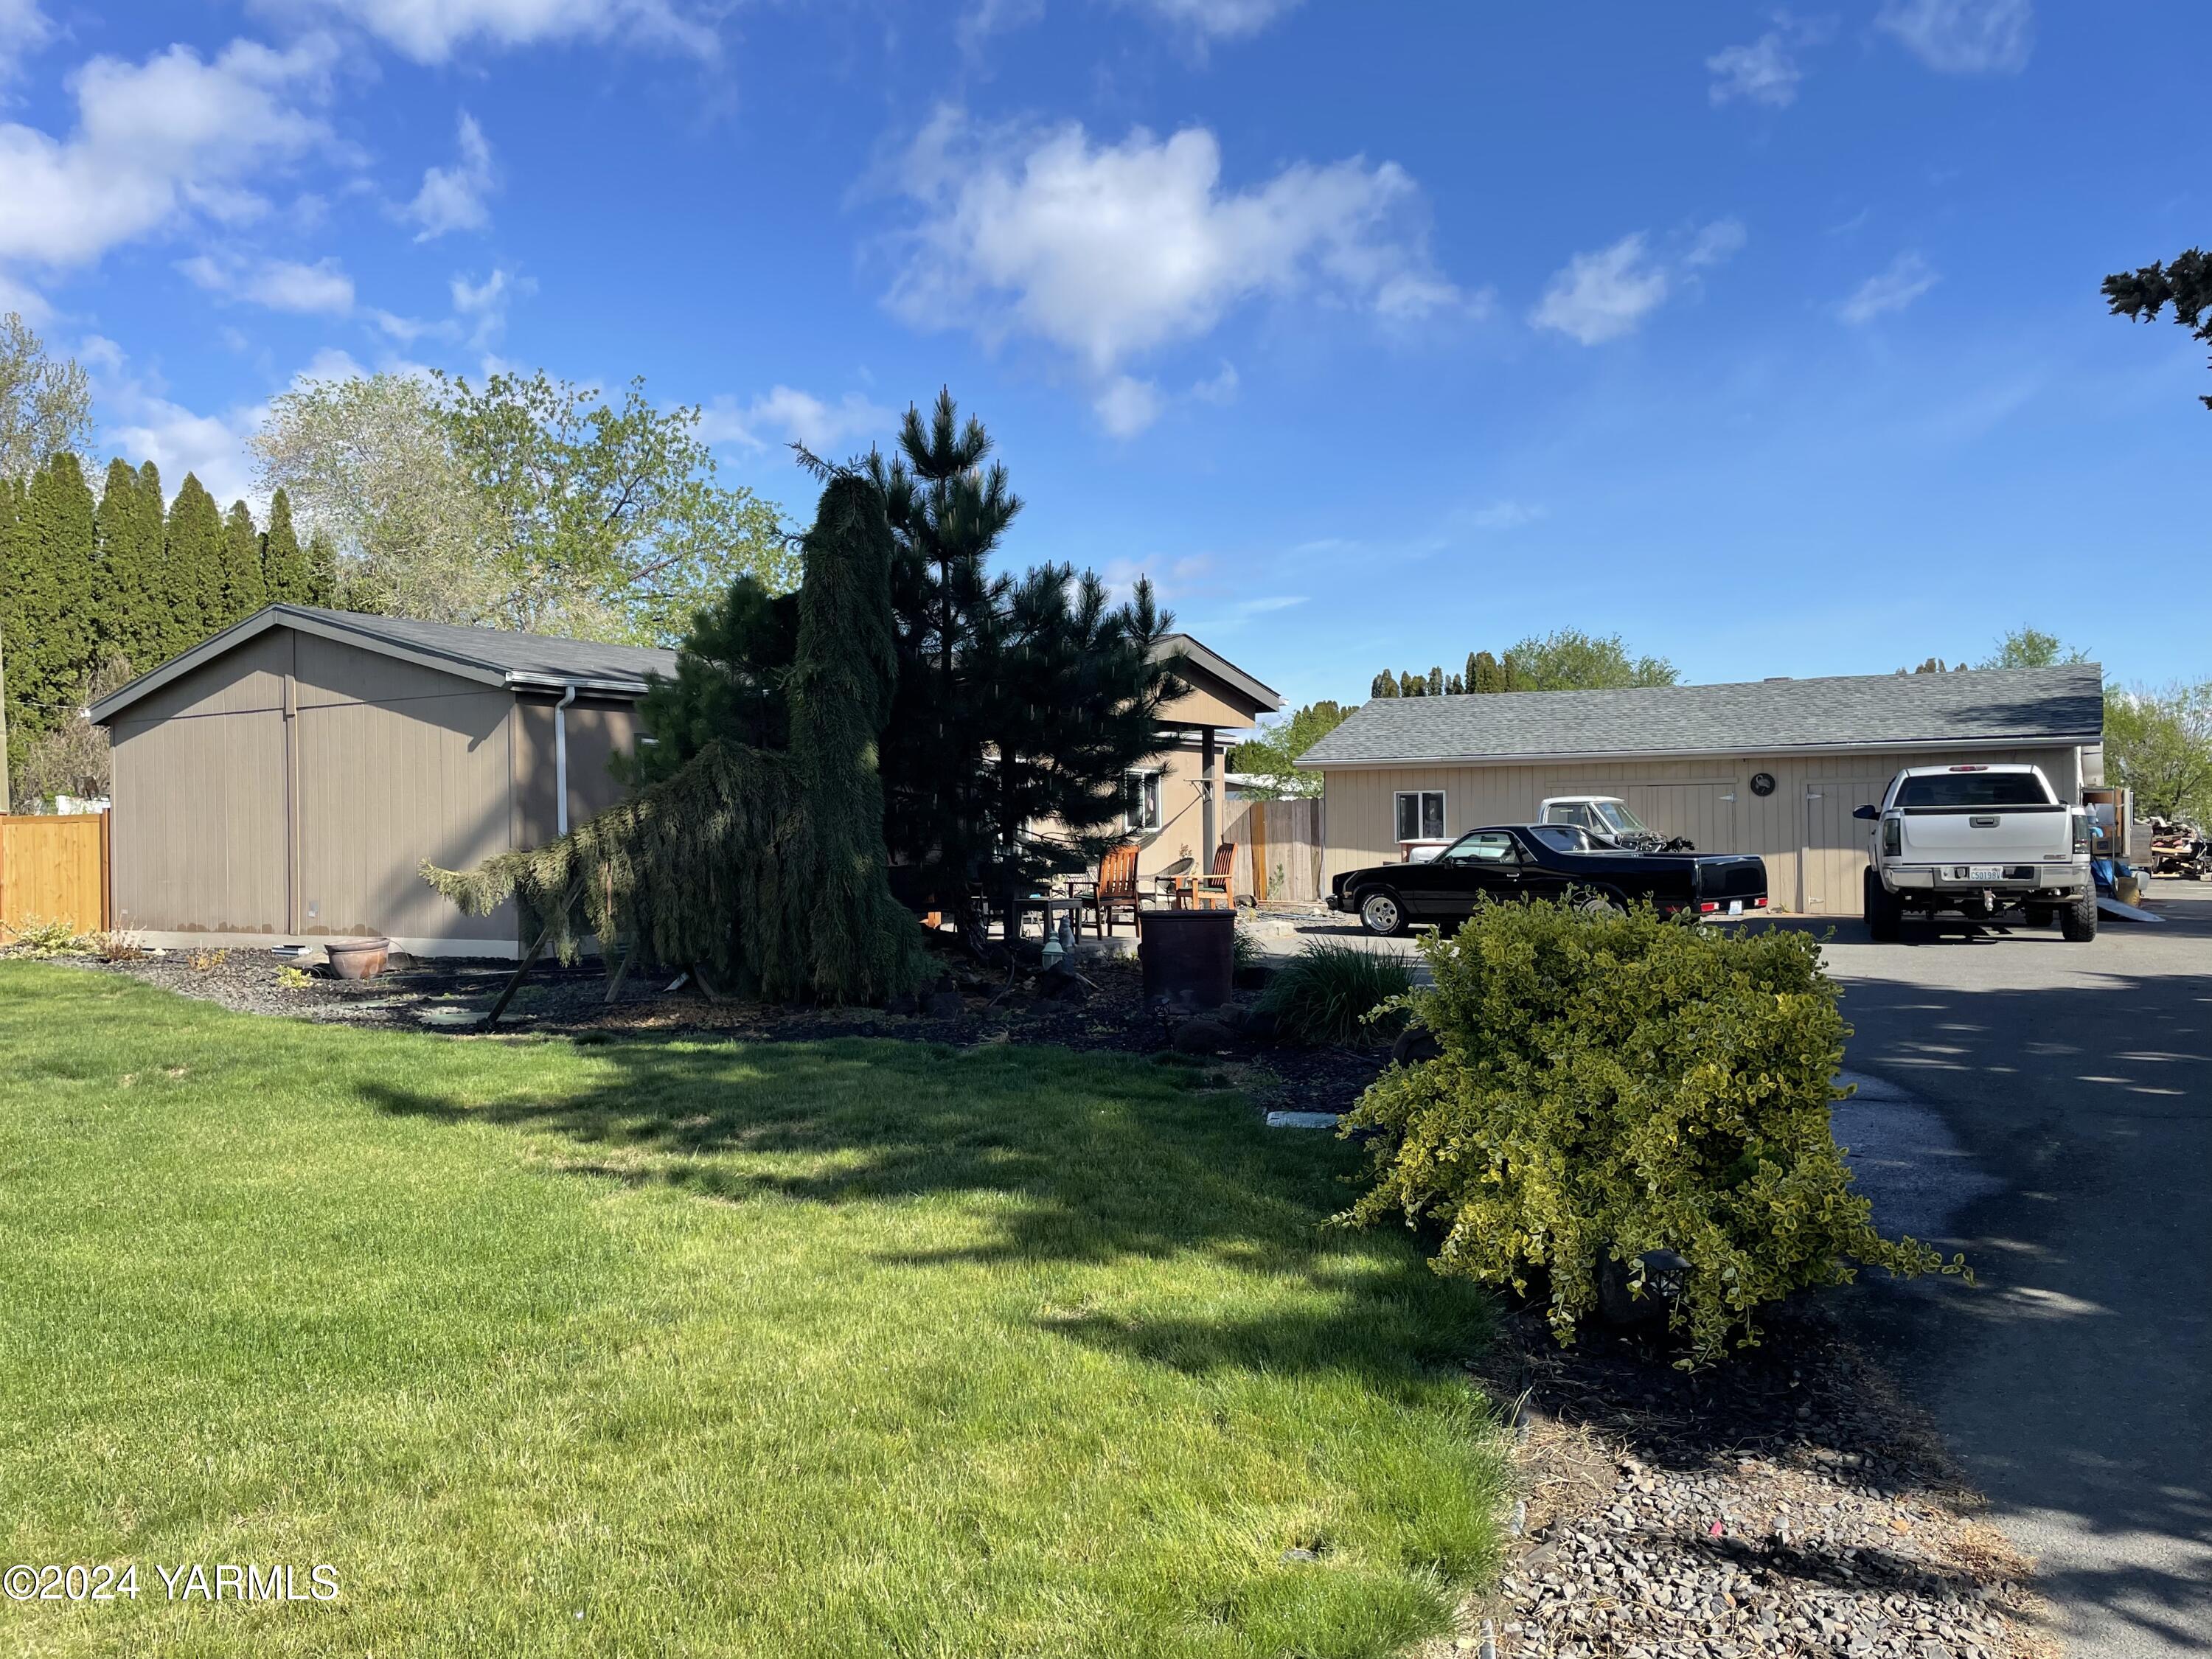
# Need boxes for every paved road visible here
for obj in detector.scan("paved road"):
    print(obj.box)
[1818,882,2212,1659]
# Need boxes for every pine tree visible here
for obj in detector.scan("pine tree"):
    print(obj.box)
[1471,650,1506,693]
[305,529,341,608]
[7,453,98,743]
[164,473,225,647]
[219,498,267,625]
[1370,671,1398,698]
[261,488,311,605]
[1425,665,1445,697]
[1446,672,1464,695]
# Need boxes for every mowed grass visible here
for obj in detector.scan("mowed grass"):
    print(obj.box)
[0,963,1506,1658]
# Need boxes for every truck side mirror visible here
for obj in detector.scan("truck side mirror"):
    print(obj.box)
[1851,804,1879,821]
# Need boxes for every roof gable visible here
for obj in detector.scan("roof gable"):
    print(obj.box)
[1298,664,2105,768]
[92,605,680,726]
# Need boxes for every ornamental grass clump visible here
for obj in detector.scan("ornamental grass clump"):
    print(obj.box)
[1340,900,1964,1365]
[1256,941,1413,1048]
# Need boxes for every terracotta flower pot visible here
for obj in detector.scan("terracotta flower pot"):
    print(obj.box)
[324,937,389,980]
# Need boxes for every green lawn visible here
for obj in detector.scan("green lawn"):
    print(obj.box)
[0,963,1504,1658]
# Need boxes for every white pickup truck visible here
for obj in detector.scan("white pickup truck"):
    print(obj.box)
[1856,763,2096,942]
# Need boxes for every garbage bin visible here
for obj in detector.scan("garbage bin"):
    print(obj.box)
[1138,908,1234,1011]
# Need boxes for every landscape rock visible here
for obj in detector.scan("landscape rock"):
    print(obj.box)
[923,990,965,1020]
[1172,1018,1235,1054]
[1391,1025,1443,1067]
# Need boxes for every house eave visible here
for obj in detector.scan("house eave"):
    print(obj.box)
[1295,733,2101,771]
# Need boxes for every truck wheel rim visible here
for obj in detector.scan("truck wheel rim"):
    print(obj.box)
[1363,895,1399,932]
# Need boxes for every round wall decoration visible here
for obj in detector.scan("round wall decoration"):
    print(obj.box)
[1749,772,1777,797]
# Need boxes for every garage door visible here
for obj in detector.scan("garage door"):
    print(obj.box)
[1800,779,1889,916]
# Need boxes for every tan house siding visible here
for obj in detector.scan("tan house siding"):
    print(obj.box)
[1321,743,2086,917]
[109,706,289,936]
[512,698,647,847]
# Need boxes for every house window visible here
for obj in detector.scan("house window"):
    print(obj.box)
[1126,771,1163,832]
[1394,790,1445,841]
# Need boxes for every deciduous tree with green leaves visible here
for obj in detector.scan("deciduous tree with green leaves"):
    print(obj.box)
[1228,700,1352,798]
[0,313,91,484]
[2105,682,2212,824]
[1979,627,2090,669]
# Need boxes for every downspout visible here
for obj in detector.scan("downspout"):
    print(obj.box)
[554,683,578,837]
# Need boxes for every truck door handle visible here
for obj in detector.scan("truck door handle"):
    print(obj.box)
[1969,815,1998,827]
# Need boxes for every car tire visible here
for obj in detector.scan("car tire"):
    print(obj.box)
[1358,889,1409,937]
[1574,891,1627,921]
[2060,887,2098,942]
[1864,869,1902,942]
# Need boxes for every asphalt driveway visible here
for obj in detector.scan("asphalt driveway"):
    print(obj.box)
[1818,881,2212,1659]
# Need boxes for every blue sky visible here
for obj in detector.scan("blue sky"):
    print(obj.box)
[2,0,2206,710]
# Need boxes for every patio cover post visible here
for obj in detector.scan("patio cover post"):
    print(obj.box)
[1202,725,1217,863]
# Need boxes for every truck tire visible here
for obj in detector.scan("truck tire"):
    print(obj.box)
[1864,869,1902,942]
[1357,888,1409,937]
[2059,887,2098,942]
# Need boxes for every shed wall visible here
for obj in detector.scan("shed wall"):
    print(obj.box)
[1319,745,2084,917]
[108,627,524,950]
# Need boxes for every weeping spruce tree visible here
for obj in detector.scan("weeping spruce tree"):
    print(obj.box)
[424,473,926,1004]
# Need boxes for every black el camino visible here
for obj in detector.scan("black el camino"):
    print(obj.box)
[1326,823,1770,936]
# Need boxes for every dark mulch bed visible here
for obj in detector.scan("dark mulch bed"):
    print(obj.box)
[50,945,1392,1116]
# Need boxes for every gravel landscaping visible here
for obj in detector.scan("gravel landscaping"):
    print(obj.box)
[1440,1304,2053,1659]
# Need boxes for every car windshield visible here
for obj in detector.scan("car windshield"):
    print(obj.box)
[1593,801,1648,834]
[1895,772,2051,808]
[1527,824,1593,853]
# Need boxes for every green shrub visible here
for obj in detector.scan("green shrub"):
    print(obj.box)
[1256,941,1413,1048]
[3,917,86,956]
[1339,901,1962,1365]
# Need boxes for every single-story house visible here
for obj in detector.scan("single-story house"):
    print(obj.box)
[1295,664,2104,917]
[90,604,1279,954]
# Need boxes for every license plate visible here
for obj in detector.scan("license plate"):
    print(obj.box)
[1728,900,1743,915]
[1968,865,2002,881]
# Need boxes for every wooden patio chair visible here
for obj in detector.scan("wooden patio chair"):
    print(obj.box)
[1171,841,1237,910]
[1068,843,1144,936]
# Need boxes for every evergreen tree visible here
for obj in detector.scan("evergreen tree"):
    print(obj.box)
[97,459,167,671]
[219,498,267,625]
[1446,672,1464,695]
[1397,672,1420,697]
[1370,671,1398,698]
[0,476,23,790]
[426,473,927,1006]
[164,474,225,646]
[305,529,340,607]
[1425,665,1445,697]
[619,577,799,785]
[260,488,311,605]
[1471,650,1506,692]
[7,453,98,743]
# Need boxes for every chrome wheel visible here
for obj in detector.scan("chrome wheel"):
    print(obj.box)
[1360,891,1404,936]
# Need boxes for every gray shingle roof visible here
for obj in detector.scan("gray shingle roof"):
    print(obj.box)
[274,605,679,685]
[91,604,681,724]
[1297,664,2104,768]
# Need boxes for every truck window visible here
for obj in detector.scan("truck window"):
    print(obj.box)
[1895,773,2052,808]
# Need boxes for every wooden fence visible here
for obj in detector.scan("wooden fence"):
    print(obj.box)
[1222,795,1325,906]
[0,813,111,939]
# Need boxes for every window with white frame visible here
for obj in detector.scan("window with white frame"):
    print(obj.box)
[1394,790,1445,841]
[1125,770,1163,832]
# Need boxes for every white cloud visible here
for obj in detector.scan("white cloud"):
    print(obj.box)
[1839,251,1938,324]
[0,36,335,275]
[1191,361,1238,404]
[1531,220,1744,345]
[1684,218,1747,269]
[1877,0,2033,74]
[1708,32,1802,107]
[1093,375,1163,437]
[698,386,894,453]
[1127,0,1300,40]
[408,111,495,240]
[1530,234,1669,345]
[1464,500,1546,532]
[886,105,1464,413]
[449,265,530,345]
[261,0,719,65]
[0,0,51,83]
[181,251,355,313]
